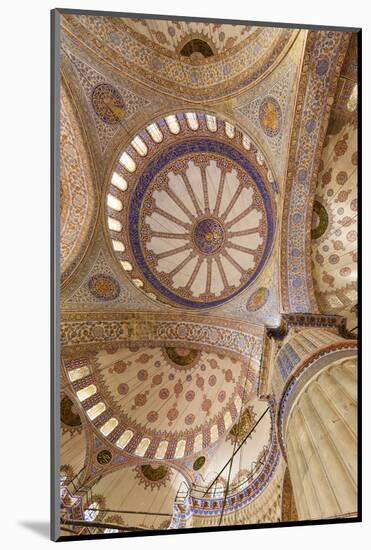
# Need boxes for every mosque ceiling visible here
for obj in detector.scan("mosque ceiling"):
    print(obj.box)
[63,344,257,461]
[105,111,277,309]
[311,35,358,330]
[58,13,358,529]
[60,81,98,283]
[279,30,351,314]
[61,15,298,102]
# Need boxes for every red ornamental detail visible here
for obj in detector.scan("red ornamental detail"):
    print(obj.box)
[185,390,195,402]
[202,397,212,415]
[218,390,226,403]
[208,375,217,387]
[336,171,348,185]
[185,414,195,425]
[224,369,233,382]
[134,393,147,407]
[334,134,349,157]
[147,411,158,423]
[159,388,170,400]
[117,383,129,395]
[113,360,127,374]
[196,375,204,389]
[208,358,219,369]
[174,379,184,397]
[167,407,178,421]
[151,374,163,386]
[335,189,352,203]
[347,230,357,242]
[137,353,152,364]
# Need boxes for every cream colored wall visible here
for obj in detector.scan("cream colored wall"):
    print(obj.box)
[285,356,357,520]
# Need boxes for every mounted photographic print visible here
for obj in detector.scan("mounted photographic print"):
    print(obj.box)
[51,8,360,541]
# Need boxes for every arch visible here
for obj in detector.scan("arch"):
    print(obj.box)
[281,467,298,521]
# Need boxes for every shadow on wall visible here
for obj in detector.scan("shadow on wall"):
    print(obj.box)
[18,521,49,539]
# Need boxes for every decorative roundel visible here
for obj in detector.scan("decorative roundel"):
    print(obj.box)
[193,217,225,254]
[91,83,125,124]
[96,449,112,465]
[311,200,329,240]
[61,395,82,427]
[193,456,206,470]
[259,96,282,137]
[88,274,120,301]
[106,111,276,308]
[141,464,169,481]
[246,287,269,312]
[163,347,201,370]
[134,464,172,490]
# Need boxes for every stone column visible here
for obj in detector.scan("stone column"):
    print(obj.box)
[284,356,357,520]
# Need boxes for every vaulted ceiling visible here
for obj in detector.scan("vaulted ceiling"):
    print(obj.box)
[59,13,357,533]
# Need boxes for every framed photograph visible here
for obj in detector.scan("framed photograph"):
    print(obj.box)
[51,8,360,541]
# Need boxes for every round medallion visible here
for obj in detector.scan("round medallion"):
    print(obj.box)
[96,449,112,465]
[61,396,82,427]
[134,464,172,490]
[246,287,269,311]
[163,347,201,370]
[311,200,329,240]
[129,141,272,307]
[193,456,206,470]
[88,274,120,301]
[141,464,168,481]
[91,83,125,124]
[193,217,225,254]
[259,96,282,137]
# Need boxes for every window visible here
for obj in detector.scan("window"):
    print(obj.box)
[84,502,99,522]
[111,172,127,191]
[165,115,180,134]
[107,194,123,212]
[131,136,148,156]
[68,366,90,382]
[146,123,163,143]
[100,417,118,436]
[77,384,97,402]
[87,402,106,420]
[206,115,217,132]
[112,240,125,252]
[119,152,136,172]
[120,260,133,271]
[225,122,235,138]
[185,112,199,131]
[116,430,134,449]
[108,217,122,232]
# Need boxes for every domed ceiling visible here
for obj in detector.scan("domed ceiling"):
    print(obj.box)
[58,13,358,536]
[66,344,256,461]
[88,465,186,530]
[311,34,357,329]
[106,111,276,308]
[60,82,98,282]
[62,14,298,101]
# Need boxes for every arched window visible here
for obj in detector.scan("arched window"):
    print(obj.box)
[84,501,99,522]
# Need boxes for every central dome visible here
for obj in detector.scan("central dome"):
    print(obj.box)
[106,112,276,308]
